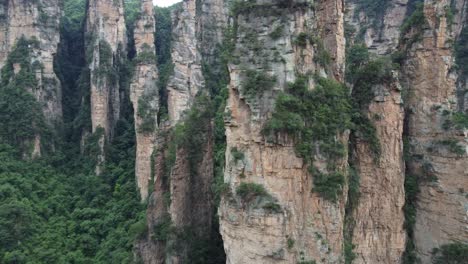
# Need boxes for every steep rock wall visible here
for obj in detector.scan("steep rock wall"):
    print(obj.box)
[137,0,228,263]
[345,1,408,263]
[402,0,468,262]
[130,0,159,201]
[86,0,127,136]
[133,0,468,263]
[166,0,204,124]
[345,0,409,55]
[350,77,406,264]
[85,0,127,172]
[219,1,348,263]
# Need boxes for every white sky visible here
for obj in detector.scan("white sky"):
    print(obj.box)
[153,0,181,7]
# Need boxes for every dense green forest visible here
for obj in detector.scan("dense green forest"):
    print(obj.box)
[0,0,175,262]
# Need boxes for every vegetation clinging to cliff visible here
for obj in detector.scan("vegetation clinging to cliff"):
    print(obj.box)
[263,76,353,202]
[0,37,50,153]
[347,44,391,159]
[431,243,468,264]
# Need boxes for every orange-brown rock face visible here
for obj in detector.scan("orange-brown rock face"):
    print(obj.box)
[166,0,204,124]
[403,0,468,262]
[344,1,409,263]
[351,77,407,263]
[86,0,127,136]
[137,0,227,263]
[219,1,347,263]
[85,0,127,172]
[130,0,159,201]
[0,0,62,156]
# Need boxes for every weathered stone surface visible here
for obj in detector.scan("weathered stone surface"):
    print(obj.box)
[85,0,127,173]
[403,1,468,262]
[137,0,468,263]
[135,135,168,264]
[86,0,127,137]
[219,1,347,263]
[346,0,409,55]
[0,0,62,156]
[139,1,227,263]
[351,76,406,264]
[344,1,409,263]
[130,0,159,201]
[166,0,204,124]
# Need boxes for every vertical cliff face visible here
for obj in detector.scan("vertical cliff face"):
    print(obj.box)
[86,0,127,136]
[114,0,468,263]
[166,0,205,124]
[402,0,468,262]
[344,0,468,263]
[219,1,348,263]
[130,0,159,201]
[349,74,407,264]
[85,0,127,172]
[136,1,228,263]
[0,0,62,156]
[344,1,408,263]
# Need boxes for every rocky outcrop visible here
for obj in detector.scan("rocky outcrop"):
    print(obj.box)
[199,0,228,60]
[130,0,159,201]
[219,1,347,263]
[136,1,227,262]
[86,0,127,136]
[166,0,205,124]
[345,1,408,263]
[0,0,62,156]
[402,0,468,262]
[317,0,346,80]
[350,76,407,264]
[85,0,127,172]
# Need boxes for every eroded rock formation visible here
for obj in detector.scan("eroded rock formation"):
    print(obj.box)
[85,0,127,172]
[136,1,227,263]
[219,1,348,263]
[345,1,408,263]
[403,0,468,261]
[130,0,159,201]
[166,0,205,124]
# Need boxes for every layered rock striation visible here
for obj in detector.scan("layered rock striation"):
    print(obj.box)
[219,1,349,263]
[136,1,228,263]
[402,0,468,262]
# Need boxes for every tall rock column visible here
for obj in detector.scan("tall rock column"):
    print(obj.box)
[0,0,62,156]
[85,0,127,172]
[130,0,159,201]
[403,0,468,262]
[349,76,407,264]
[344,1,408,263]
[166,0,204,124]
[219,1,347,263]
[136,1,227,263]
